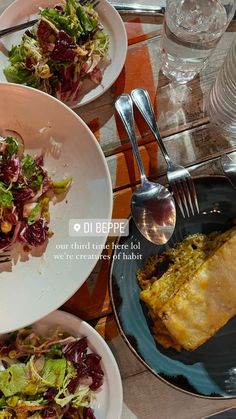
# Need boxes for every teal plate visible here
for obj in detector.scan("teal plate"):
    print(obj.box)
[110,176,236,398]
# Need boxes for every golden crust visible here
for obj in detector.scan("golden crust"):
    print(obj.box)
[139,231,223,317]
[160,228,236,350]
[138,226,236,351]
[152,318,182,351]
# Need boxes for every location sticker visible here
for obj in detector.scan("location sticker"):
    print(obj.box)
[73,223,81,232]
[69,219,129,237]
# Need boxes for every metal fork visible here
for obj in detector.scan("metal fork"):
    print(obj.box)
[131,88,200,218]
[0,0,100,38]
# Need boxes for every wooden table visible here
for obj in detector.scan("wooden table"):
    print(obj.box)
[1,1,236,418]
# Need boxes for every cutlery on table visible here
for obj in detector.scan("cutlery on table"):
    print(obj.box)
[131,88,200,218]
[115,93,176,246]
[109,2,165,15]
[221,154,236,189]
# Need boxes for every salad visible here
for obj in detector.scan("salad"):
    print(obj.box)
[0,135,72,251]
[0,327,104,418]
[4,0,110,103]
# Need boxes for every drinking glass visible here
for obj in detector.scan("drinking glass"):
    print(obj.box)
[207,36,236,133]
[160,0,236,83]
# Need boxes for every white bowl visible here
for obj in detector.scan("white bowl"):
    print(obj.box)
[0,0,128,107]
[0,83,113,333]
[32,310,123,419]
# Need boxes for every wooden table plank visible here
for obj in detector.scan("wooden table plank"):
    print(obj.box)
[107,123,236,190]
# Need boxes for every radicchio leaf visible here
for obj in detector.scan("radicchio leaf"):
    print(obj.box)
[0,156,20,182]
[41,407,58,418]
[83,407,96,419]
[56,65,82,102]
[37,20,57,52]
[63,337,104,394]
[3,207,18,225]
[20,218,49,246]
[13,188,35,203]
[62,337,88,364]
[51,30,77,62]
[85,353,104,391]
[35,154,44,166]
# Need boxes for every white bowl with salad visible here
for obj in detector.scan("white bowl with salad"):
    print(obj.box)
[0,310,123,419]
[0,0,127,107]
[0,83,113,333]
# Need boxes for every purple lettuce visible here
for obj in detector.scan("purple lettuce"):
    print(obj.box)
[63,406,96,419]
[41,407,58,418]
[37,20,57,52]
[0,156,20,182]
[63,337,104,393]
[63,337,88,364]
[13,188,35,203]
[20,219,49,246]
[51,31,77,62]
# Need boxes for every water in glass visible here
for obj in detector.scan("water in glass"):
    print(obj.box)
[160,0,235,83]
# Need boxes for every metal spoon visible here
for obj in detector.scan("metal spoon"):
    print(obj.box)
[221,154,236,189]
[115,94,176,245]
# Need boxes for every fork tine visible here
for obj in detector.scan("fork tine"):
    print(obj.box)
[187,177,200,214]
[172,178,199,218]
[170,183,186,218]
[182,179,194,216]
[176,181,190,218]
[173,181,190,218]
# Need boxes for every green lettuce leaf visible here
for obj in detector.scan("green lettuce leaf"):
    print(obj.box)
[0,182,13,208]
[93,30,109,56]
[21,154,37,178]
[0,396,6,409]
[0,364,27,397]
[21,34,42,62]
[76,4,98,33]
[27,203,42,225]
[0,357,66,399]
[4,35,42,87]
[3,64,39,87]
[8,44,27,64]
[4,137,19,158]
[29,175,44,191]
[40,4,83,37]
[41,358,66,388]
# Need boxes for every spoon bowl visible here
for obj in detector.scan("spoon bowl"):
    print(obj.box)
[132,179,176,245]
[115,94,176,245]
